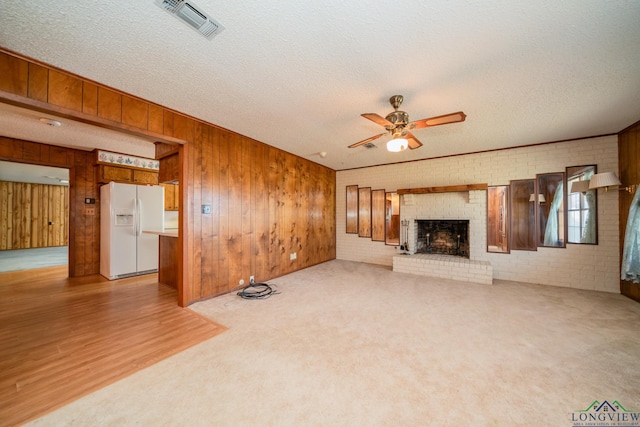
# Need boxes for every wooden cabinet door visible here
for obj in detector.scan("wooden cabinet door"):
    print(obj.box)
[172,184,179,210]
[132,169,159,185]
[97,165,158,185]
[160,183,179,210]
[100,165,132,183]
[161,183,173,210]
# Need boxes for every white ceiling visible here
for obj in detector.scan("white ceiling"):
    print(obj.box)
[0,160,68,186]
[1,1,639,171]
[0,103,157,159]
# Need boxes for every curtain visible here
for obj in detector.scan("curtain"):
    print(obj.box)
[544,182,564,246]
[621,188,640,283]
[581,169,596,243]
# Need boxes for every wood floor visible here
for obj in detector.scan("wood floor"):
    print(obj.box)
[0,266,227,427]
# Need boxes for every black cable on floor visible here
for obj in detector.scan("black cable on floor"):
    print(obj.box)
[236,282,278,299]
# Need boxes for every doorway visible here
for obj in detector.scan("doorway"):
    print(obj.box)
[0,160,69,273]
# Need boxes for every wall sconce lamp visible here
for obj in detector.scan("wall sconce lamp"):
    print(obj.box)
[589,172,637,193]
[570,180,591,194]
[529,193,546,203]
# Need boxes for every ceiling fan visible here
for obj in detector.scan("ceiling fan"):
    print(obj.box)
[349,95,466,152]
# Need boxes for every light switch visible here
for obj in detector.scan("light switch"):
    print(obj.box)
[202,204,212,214]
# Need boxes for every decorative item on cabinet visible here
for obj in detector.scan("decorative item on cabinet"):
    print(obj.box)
[95,150,160,171]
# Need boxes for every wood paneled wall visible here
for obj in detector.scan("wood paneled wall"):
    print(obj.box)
[0,50,184,144]
[183,125,336,303]
[0,48,336,305]
[0,137,99,276]
[619,121,640,302]
[0,181,69,249]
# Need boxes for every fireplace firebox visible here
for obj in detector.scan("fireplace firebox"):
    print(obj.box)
[415,220,469,258]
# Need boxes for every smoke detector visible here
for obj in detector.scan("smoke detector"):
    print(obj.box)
[155,0,225,40]
[39,118,62,127]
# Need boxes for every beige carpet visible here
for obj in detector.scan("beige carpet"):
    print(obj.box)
[27,260,640,426]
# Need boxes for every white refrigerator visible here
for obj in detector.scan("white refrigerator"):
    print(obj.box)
[100,182,164,280]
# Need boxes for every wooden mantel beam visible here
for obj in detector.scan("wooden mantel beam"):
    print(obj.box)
[397,184,488,195]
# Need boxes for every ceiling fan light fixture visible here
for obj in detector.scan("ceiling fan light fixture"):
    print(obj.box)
[387,138,408,152]
[349,95,465,152]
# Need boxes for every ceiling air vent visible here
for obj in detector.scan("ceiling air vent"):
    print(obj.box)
[155,0,225,40]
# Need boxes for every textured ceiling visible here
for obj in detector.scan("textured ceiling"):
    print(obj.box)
[0,103,156,158]
[1,1,639,170]
[0,160,68,186]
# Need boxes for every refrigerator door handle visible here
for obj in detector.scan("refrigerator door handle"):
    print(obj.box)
[136,198,143,237]
[133,197,138,236]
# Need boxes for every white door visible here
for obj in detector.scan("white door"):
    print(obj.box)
[136,185,164,273]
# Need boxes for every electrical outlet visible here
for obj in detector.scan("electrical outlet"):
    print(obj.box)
[250,276,255,284]
[239,279,245,286]
[290,252,297,260]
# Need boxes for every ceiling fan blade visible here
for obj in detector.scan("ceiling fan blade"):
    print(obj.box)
[406,132,423,150]
[348,133,385,148]
[361,113,393,127]
[410,111,466,130]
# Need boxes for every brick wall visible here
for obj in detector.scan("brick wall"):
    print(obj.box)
[402,190,486,259]
[336,135,620,293]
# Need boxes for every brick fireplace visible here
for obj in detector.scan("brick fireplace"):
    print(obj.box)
[392,189,493,284]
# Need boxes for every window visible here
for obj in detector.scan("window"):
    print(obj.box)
[567,177,591,243]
